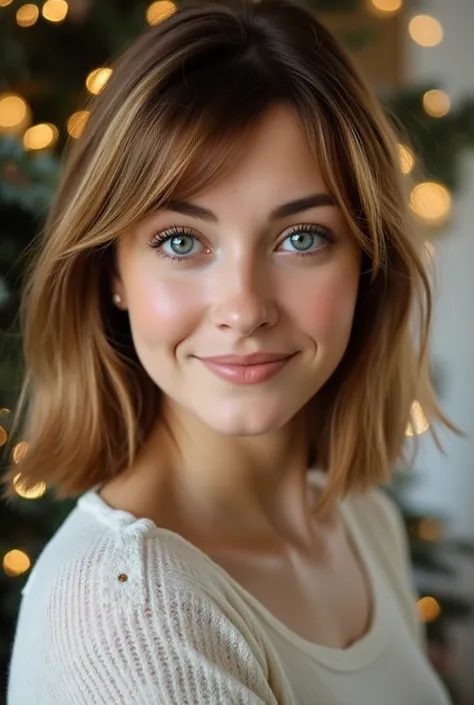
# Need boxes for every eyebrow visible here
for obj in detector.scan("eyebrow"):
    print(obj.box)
[163,193,336,223]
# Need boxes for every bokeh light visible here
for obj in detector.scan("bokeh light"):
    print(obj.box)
[23,122,59,150]
[16,3,40,26]
[0,94,30,133]
[409,15,443,47]
[42,0,68,22]
[398,143,415,174]
[12,441,29,464]
[406,400,430,437]
[86,68,113,95]
[423,89,451,118]
[368,0,402,16]
[67,110,89,139]
[417,596,441,623]
[410,182,452,226]
[146,1,177,25]
[13,473,47,499]
[2,549,31,577]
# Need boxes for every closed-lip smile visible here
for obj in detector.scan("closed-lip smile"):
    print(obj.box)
[196,352,297,385]
[199,352,295,365]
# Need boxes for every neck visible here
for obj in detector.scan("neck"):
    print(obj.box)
[103,399,332,554]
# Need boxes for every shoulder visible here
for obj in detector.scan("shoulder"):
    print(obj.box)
[343,485,408,562]
[12,494,286,704]
[341,484,410,587]
[23,490,255,618]
[344,487,410,574]
[309,469,406,557]
[343,485,426,648]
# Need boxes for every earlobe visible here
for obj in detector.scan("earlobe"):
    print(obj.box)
[110,267,126,309]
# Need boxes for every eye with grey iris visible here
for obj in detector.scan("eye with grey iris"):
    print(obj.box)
[289,231,316,251]
[169,234,194,255]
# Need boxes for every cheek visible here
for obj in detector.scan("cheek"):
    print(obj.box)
[290,263,359,340]
[126,269,202,345]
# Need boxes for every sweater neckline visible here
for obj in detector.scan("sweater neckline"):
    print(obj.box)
[231,471,389,670]
[79,469,388,672]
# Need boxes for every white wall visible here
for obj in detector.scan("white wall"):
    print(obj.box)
[406,0,474,540]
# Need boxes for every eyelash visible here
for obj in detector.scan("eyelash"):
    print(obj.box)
[148,223,335,261]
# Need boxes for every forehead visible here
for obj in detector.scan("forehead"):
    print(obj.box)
[174,105,328,208]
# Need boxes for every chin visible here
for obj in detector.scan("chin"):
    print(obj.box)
[196,400,293,437]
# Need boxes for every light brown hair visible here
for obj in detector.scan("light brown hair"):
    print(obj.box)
[1,0,457,508]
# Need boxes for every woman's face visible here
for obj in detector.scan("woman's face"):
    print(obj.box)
[113,105,361,436]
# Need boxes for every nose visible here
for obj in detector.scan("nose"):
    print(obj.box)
[209,259,278,336]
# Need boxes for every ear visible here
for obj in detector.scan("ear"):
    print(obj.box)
[109,249,127,308]
[110,276,127,309]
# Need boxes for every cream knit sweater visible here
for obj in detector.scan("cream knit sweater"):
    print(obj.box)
[7,470,452,704]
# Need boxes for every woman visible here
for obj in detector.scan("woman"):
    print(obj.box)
[5,0,455,703]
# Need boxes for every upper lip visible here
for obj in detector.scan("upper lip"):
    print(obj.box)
[197,352,296,365]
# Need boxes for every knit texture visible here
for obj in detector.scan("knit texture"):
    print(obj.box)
[7,471,452,704]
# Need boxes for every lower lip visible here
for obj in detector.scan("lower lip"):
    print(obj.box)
[199,356,295,385]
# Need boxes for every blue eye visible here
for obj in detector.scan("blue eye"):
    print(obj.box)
[166,234,195,256]
[149,227,202,259]
[279,224,332,254]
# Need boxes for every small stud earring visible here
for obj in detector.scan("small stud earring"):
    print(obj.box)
[112,293,122,307]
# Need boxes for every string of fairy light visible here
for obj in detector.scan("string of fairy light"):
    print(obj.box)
[0,0,444,625]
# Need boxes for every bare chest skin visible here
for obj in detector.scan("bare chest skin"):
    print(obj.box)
[209,521,372,649]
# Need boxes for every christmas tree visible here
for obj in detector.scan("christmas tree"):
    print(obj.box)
[1,1,474,703]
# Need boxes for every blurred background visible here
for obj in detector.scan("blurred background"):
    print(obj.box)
[1,0,474,703]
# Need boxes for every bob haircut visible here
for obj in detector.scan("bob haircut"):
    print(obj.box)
[1,0,456,509]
